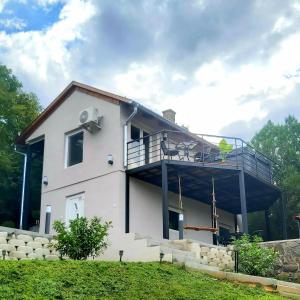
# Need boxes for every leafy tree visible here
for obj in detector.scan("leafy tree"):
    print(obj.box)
[232,234,279,277]
[251,116,300,239]
[51,217,112,260]
[0,64,42,227]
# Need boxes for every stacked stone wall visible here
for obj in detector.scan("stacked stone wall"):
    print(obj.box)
[261,239,300,281]
[0,228,59,261]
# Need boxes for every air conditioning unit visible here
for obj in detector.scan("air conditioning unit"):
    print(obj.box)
[78,106,103,133]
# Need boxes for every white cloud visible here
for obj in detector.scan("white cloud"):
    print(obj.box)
[0,0,299,139]
[0,17,27,30]
[0,0,96,103]
[113,31,300,136]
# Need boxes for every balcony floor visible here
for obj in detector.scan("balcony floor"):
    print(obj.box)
[126,160,281,214]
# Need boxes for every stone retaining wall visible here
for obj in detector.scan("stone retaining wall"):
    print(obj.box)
[0,227,59,260]
[261,239,300,281]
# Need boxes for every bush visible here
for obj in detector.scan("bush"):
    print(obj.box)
[51,217,112,260]
[232,234,279,277]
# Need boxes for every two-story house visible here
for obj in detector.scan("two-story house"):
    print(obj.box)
[16,81,286,252]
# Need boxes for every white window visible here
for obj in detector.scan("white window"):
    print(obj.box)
[65,193,85,225]
[65,130,84,167]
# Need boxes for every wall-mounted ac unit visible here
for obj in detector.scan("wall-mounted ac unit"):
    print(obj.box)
[78,106,103,133]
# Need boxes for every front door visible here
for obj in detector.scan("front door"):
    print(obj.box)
[66,193,85,225]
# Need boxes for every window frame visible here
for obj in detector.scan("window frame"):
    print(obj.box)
[64,129,84,168]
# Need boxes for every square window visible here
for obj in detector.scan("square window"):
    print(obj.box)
[66,131,83,167]
[169,210,179,231]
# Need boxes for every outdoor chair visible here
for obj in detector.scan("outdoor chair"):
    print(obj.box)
[161,140,179,158]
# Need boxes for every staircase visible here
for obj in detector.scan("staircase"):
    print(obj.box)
[103,233,234,272]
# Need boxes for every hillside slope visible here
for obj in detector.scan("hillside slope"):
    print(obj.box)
[0,261,285,299]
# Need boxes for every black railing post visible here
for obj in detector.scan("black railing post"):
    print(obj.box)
[161,160,169,239]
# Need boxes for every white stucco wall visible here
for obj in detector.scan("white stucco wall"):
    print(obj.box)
[26,89,125,234]
[129,178,235,243]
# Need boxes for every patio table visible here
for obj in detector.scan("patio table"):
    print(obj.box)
[176,141,198,160]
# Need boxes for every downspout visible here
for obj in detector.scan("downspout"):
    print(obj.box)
[14,146,27,230]
[123,103,139,168]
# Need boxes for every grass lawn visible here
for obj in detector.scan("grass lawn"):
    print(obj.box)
[0,261,286,300]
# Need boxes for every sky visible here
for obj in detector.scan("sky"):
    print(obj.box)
[0,0,300,140]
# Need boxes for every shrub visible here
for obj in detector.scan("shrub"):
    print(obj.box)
[232,234,279,277]
[51,217,112,260]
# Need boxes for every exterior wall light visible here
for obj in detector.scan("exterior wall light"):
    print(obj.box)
[42,176,48,185]
[107,154,113,165]
[119,250,124,262]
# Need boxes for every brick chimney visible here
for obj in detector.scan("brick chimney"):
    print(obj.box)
[162,109,176,123]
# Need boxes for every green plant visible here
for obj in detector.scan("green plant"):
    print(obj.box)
[232,234,279,277]
[51,217,112,260]
[218,139,233,161]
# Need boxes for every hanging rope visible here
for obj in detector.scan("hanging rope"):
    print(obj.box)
[183,176,219,233]
[178,175,183,211]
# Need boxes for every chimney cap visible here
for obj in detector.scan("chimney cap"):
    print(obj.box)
[162,109,176,123]
[162,109,176,114]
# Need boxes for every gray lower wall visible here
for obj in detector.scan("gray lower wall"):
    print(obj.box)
[129,177,235,243]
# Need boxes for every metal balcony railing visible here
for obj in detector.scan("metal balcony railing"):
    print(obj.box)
[127,130,279,185]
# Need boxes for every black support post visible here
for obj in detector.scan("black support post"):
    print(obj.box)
[125,173,130,233]
[239,171,248,234]
[161,161,169,239]
[234,214,238,233]
[264,208,271,241]
[280,194,287,240]
[22,145,32,230]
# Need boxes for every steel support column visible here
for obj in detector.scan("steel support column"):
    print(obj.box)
[280,194,287,240]
[162,161,169,239]
[125,173,130,233]
[264,208,271,241]
[239,171,248,234]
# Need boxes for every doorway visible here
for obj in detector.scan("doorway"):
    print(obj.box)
[66,193,85,225]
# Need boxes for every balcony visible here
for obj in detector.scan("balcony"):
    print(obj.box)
[125,130,284,240]
[127,130,277,186]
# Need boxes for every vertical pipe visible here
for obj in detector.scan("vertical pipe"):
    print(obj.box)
[125,173,130,233]
[22,146,32,230]
[123,125,128,167]
[264,208,271,241]
[18,151,27,230]
[45,205,51,234]
[239,171,248,234]
[161,161,169,239]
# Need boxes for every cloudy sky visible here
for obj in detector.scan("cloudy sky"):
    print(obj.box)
[0,0,300,140]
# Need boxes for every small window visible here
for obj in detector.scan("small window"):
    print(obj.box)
[169,210,179,231]
[66,131,83,167]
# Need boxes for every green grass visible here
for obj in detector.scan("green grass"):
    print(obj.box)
[0,261,285,300]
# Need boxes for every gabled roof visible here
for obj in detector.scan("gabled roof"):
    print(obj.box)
[17,81,132,144]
